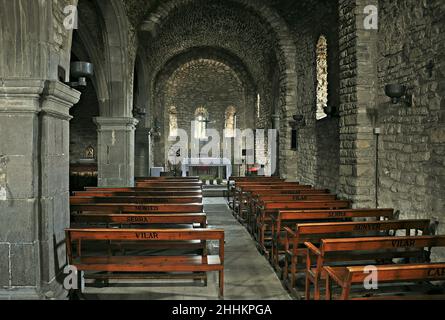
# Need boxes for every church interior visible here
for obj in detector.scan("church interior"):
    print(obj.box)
[0,0,444,301]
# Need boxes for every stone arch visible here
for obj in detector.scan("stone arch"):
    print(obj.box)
[142,0,297,116]
[73,20,109,116]
[93,0,134,117]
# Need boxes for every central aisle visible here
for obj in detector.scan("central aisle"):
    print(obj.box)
[83,197,291,300]
[201,198,291,300]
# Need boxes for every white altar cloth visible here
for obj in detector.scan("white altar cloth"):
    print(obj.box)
[181,158,232,178]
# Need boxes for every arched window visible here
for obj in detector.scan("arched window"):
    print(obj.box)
[168,106,178,137]
[316,35,328,120]
[194,107,208,140]
[225,106,237,138]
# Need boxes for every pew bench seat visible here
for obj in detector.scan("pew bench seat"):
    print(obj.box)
[324,263,445,300]
[66,228,225,297]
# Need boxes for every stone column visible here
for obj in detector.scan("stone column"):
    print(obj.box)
[338,0,378,207]
[94,117,139,187]
[134,123,150,178]
[0,80,80,299]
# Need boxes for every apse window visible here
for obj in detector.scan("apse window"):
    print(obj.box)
[316,35,328,120]
[194,107,208,140]
[169,106,178,137]
[225,106,237,138]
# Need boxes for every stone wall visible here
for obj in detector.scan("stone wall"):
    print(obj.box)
[281,0,341,190]
[376,0,445,239]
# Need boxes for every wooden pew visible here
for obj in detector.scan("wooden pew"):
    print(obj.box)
[70,195,203,205]
[85,186,202,191]
[255,200,351,253]
[271,208,396,271]
[71,213,209,253]
[70,203,204,214]
[227,176,283,204]
[65,228,225,297]
[71,213,207,228]
[135,181,203,188]
[235,183,312,220]
[72,190,202,197]
[136,176,200,182]
[324,263,445,300]
[305,234,445,300]
[284,218,430,295]
[248,194,336,228]
[229,178,285,208]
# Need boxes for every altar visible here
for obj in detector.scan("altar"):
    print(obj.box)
[181,158,232,179]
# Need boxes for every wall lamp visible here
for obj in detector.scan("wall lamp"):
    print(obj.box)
[289,114,306,129]
[385,84,412,107]
[67,62,94,89]
[133,107,147,118]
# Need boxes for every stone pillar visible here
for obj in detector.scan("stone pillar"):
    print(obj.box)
[94,117,139,187]
[338,0,378,207]
[134,124,150,178]
[0,80,80,299]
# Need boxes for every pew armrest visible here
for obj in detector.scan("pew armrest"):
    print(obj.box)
[304,242,321,256]
[284,227,296,238]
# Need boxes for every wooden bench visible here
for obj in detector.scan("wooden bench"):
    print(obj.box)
[284,218,430,294]
[135,181,203,188]
[65,228,225,297]
[70,213,208,253]
[71,213,207,228]
[85,186,202,191]
[240,188,330,223]
[136,176,200,182]
[271,208,396,271]
[255,200,351,253]
[227,176,283,204]
[70,203,204,214]
[72,190,202,197]
[70,195,203,205]
[231,181,292,210]
[248,194,336,228]
[235,183,313,220]
[324,263,445,300]
[305,234,445,300]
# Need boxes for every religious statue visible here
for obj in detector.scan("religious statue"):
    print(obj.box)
[85,145,95,159]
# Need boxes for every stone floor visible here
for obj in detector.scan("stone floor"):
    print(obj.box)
[82,197,292,300]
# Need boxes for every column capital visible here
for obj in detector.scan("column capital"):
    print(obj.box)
[94,117,139,131]
[0,79,45,114]
[41,81,81,120]
[0,79,81,119]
